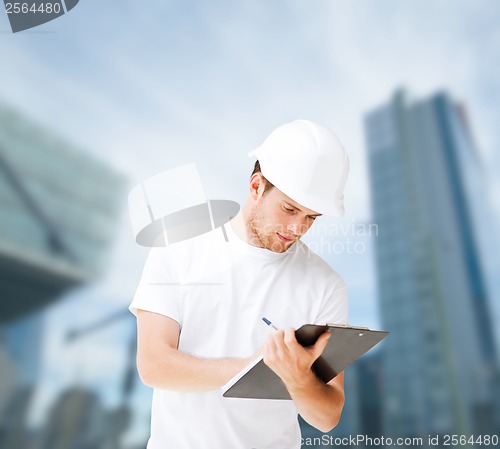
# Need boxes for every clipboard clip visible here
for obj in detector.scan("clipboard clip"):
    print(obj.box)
[327,323,370,331]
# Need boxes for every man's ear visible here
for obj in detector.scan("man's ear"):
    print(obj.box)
[249,173,265,200]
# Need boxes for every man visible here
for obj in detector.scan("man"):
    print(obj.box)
[130,119,350,449]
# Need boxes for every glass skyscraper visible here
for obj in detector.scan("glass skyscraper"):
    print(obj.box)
[0,102,127,324]
[365,90,499,438]
[0,102,127,447]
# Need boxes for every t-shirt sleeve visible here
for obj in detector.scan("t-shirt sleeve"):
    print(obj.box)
[315,273,349,325]
[129,247,182,324]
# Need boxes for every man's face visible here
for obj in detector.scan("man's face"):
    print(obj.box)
[247,176,322,253]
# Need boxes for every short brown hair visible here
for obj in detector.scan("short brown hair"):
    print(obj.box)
[251,160,274,195]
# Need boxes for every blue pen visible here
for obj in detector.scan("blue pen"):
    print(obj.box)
[262,317,279,330]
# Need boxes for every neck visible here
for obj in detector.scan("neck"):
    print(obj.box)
[229,199,262,247]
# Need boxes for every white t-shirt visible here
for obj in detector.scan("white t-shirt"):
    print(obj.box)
[130,222,348,449]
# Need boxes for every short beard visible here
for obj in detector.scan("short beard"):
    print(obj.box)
[246,208,288,253]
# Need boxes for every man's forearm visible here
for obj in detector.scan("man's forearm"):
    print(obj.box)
[286,371,344,433]
[138,345,253,391]
[262,328,345,433]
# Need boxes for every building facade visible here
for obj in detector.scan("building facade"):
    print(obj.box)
[365,90,499,438]
[0,102,127,448]
[0,102,127,324]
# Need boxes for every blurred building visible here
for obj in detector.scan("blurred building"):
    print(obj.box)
[0,102,126,323]
[356,352,383,437]
[2,312,44,384]
[365,90,499,438]
[0,314,44,448]
[0,102,127,447]
[36,387,106,449]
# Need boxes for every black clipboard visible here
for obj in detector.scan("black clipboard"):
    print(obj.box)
[222,324,388,400]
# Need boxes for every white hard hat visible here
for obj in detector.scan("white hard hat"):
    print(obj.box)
[248,120,349,217]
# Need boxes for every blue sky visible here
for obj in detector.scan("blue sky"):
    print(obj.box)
[1,0,499,443]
